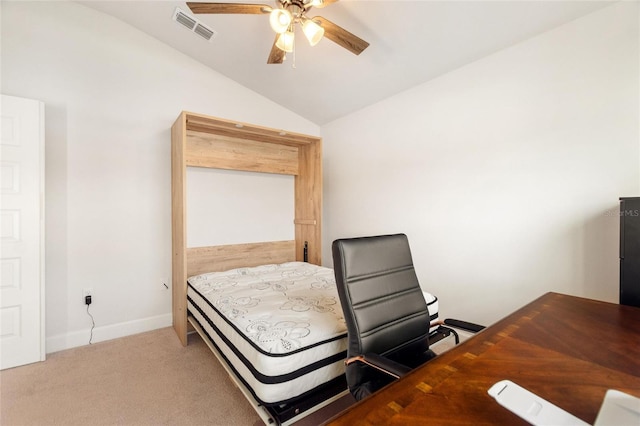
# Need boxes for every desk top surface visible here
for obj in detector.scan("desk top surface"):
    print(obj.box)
[325,292,640,425]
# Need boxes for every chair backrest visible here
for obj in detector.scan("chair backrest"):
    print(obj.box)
[332,234,431,360]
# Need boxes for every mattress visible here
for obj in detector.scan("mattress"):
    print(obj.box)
[187,261,440,406]
[187,262,347,405]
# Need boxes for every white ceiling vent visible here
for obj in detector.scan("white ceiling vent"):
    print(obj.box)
[173,7,217,42]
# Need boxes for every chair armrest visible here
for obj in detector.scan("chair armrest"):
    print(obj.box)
[430,319,485,345]
[345,353,412,379]
[444,318,485,333]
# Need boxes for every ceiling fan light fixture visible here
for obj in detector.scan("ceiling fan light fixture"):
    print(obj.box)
[276,30,295,52]
[269,8,292,33]
[302,18,324,46]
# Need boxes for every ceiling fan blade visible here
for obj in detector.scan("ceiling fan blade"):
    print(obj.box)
[313,16,369,55]
[313,0,339,8]
[267,35,285,64]
[186,2,271,14]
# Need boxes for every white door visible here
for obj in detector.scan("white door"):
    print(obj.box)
[0,94,45,370]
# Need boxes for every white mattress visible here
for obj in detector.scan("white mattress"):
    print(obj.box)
[187,261,440,405]
[187,262,348,404]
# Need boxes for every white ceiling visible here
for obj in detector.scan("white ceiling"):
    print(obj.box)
[81,0,613,125]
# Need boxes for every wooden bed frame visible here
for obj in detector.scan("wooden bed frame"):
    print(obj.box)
[171,111,322,346]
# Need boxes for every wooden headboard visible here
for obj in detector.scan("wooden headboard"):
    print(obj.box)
[171,111,322,346]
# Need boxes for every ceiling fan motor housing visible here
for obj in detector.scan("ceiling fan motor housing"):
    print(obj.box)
[279,0,307,21]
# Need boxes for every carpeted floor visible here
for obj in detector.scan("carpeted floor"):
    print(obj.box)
[0,327,353,426]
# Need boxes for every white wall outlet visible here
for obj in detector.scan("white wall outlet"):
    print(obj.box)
[83,288,93,298]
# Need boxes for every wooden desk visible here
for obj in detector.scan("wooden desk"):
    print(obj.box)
[326,292,640,425]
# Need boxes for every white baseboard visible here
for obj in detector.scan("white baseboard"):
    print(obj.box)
[45,313,173,354]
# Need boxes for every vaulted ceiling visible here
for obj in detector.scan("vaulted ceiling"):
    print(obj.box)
[82,1,612,125]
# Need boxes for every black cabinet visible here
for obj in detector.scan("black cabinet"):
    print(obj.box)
[620,197,640,307]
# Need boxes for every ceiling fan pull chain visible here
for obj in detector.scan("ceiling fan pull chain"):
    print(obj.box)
[292,27,297,69]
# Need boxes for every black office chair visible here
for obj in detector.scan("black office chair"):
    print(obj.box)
[332,233,484,401]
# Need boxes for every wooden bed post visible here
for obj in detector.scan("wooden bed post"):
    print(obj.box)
[295,140,322,265]
[171,113,188,346]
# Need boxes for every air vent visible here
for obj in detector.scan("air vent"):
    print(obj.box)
[173,7,217,42]
[194,23,215,41]
[174,9,196,30]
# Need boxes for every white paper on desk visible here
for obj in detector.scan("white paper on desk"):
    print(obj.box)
[593,390,640,426]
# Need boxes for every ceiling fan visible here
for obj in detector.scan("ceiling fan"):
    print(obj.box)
[186,0,370,64]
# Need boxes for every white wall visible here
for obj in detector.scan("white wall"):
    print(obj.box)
[1,1,319,352]
[186,168,294,248]
[322,1,640,326]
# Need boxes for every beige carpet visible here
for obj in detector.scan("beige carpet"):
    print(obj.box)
[0,327,353,426]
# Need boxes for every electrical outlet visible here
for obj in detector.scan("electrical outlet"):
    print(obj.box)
[83,288,93,301]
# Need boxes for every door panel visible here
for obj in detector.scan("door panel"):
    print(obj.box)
[0,94,45,370]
